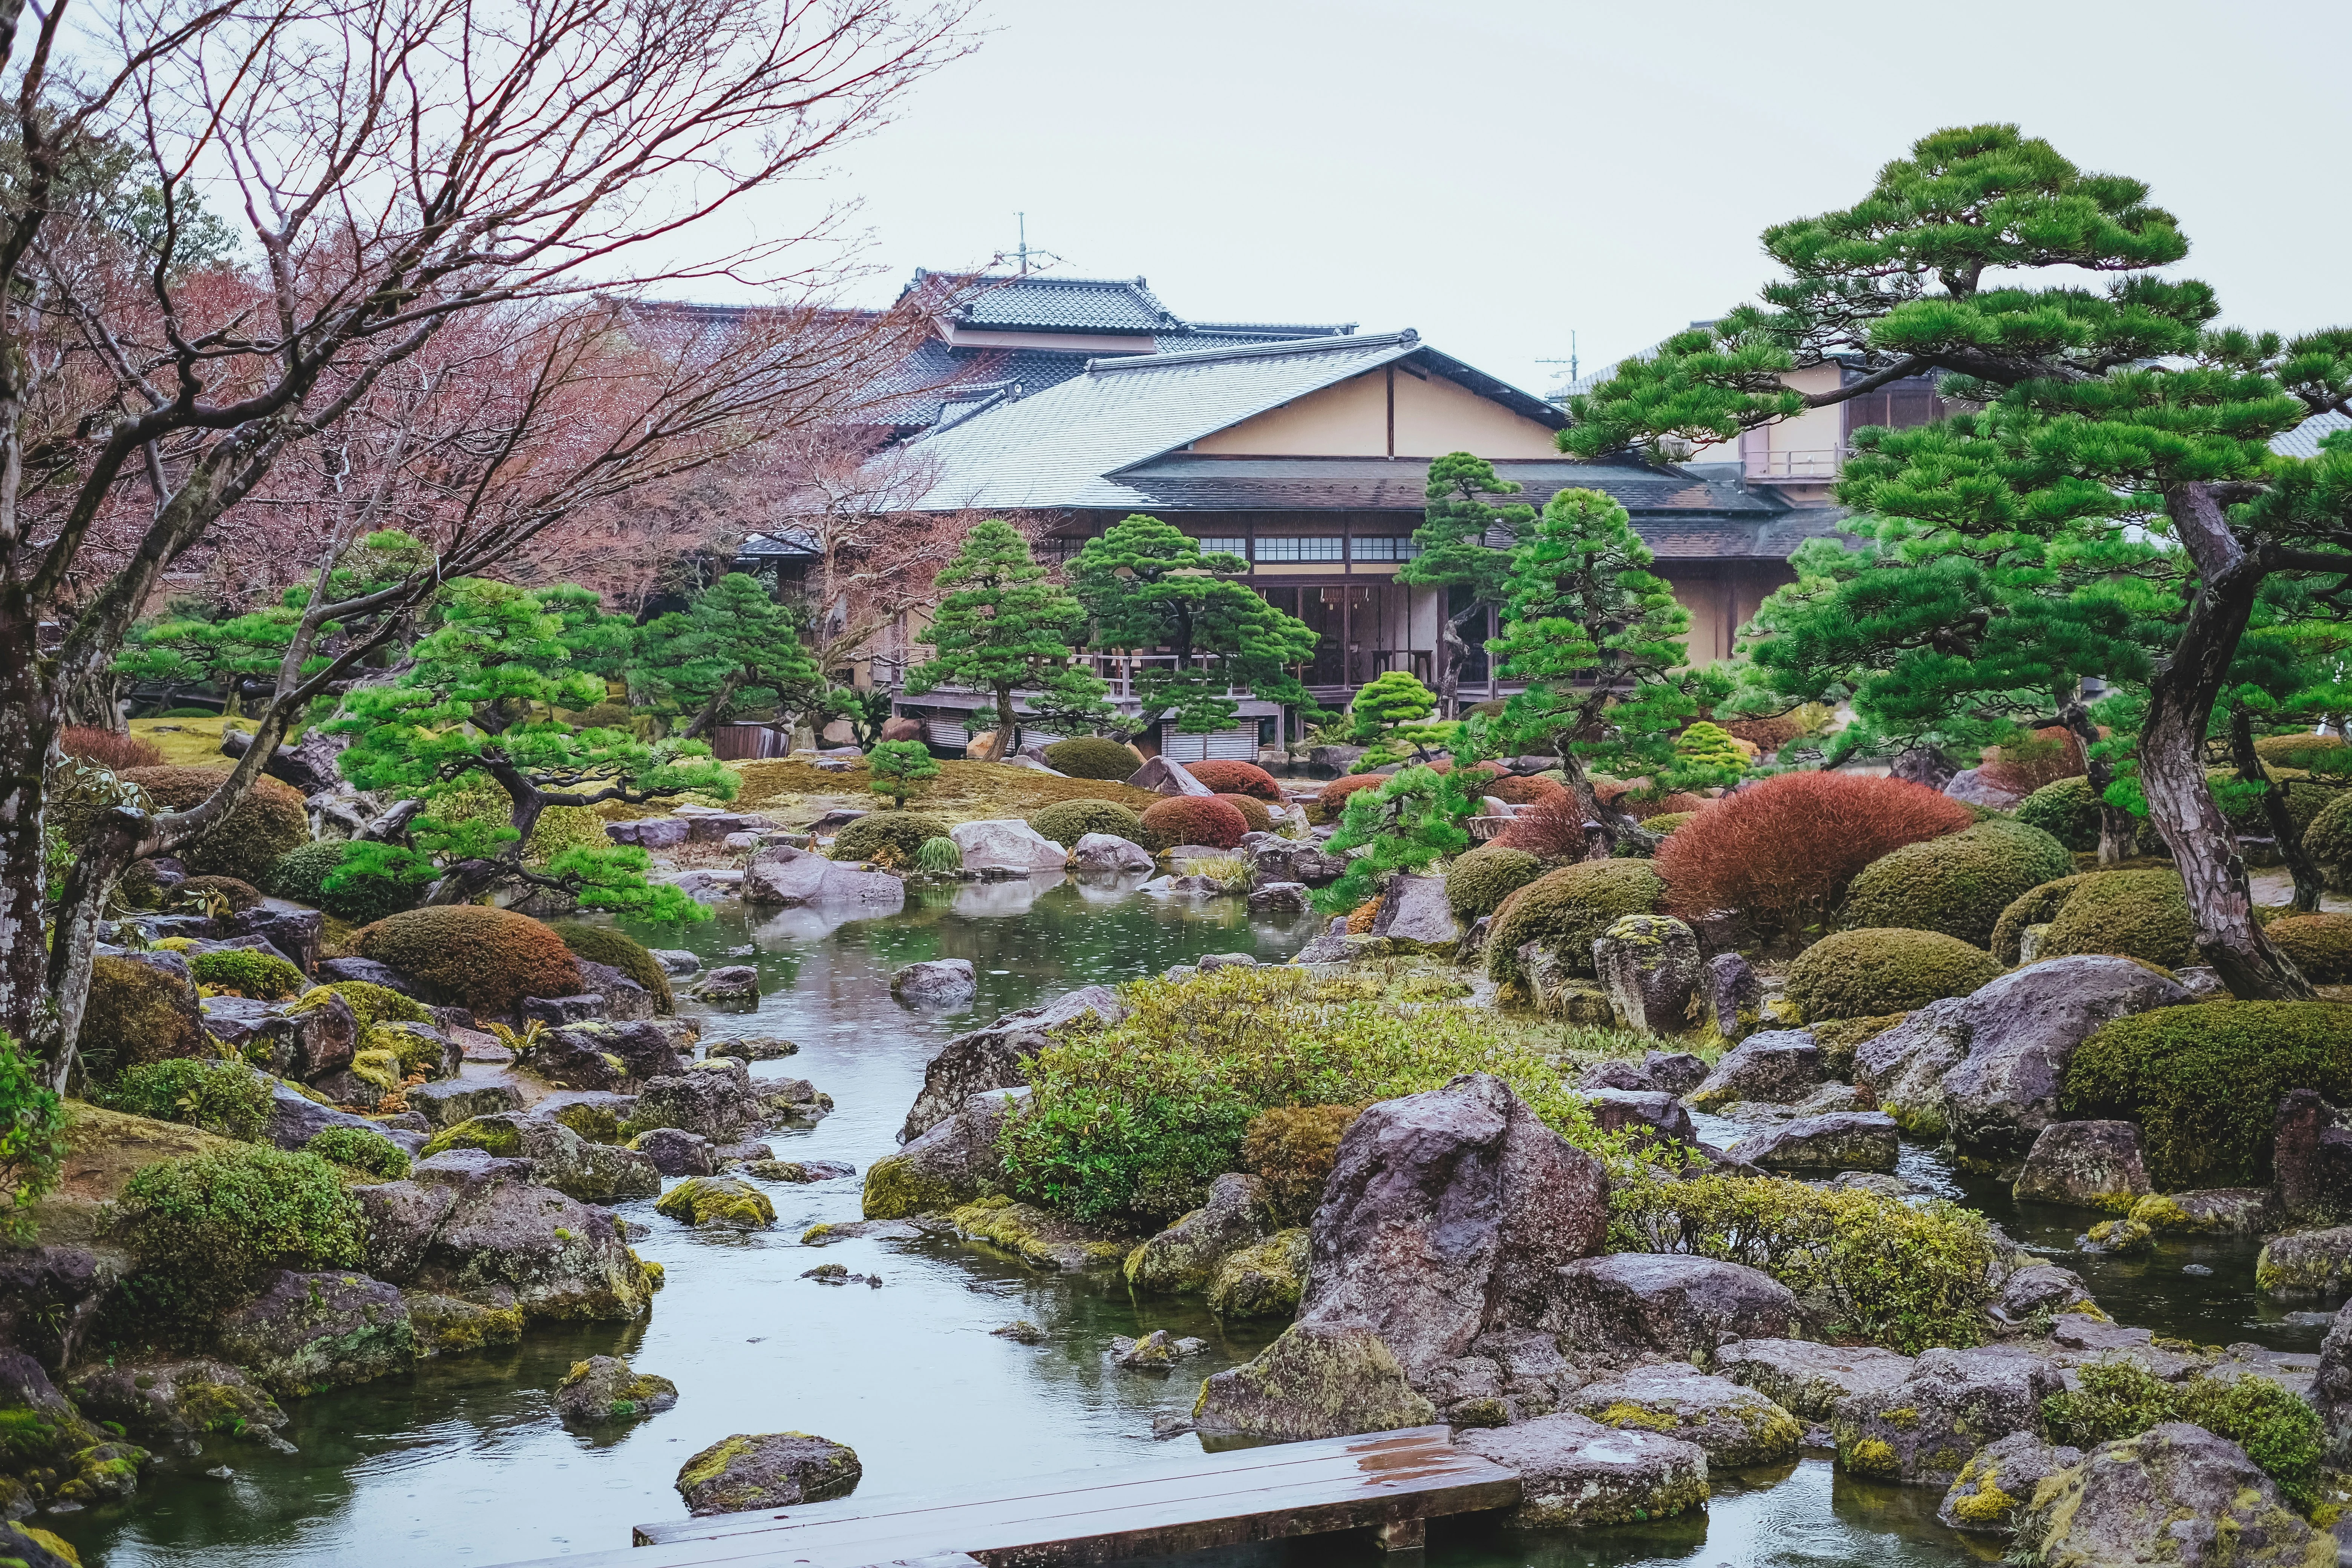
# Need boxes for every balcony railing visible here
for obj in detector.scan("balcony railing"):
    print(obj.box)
[1742,446,1844,481]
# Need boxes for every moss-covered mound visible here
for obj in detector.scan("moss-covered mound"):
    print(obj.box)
[190,946,306,1000]
[1042,737,1143,780]
[1486,860,1667,993]
[1185,760,1281,801]
[108,1144,367,1331]
[1214,793,1274,834]
[1836,818,2073,948]
[655,1176,775,1229]
[830,811,949,866]
[420,1115,522,1160]
[2308,792,2352,887]
[2014,777,2105,853]
[118,766,310,884]
[548,920,675,1012]
[304,1125,411,1179]
[1786,928,2003,1021]
[1028,798,1146,850]
[1138,795,1249,852]
[98,1058,272,1141]
[291,979,430,1033]
[2268,913,2352,983]
[2036,868,2196,969]
[82,955,206,1076]
[2253,732,2345,769]
[353,906,581,1016]
[1443,844,1544,921]
[2061,1000,2352,1188]
[265,839,420,924]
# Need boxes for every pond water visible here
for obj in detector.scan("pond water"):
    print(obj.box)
[44,873,2319,1568]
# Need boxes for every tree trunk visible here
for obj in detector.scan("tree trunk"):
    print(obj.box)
[2231,701,2324,913]
[2056,689,2133,866]
[991,683,1018,761]
[0,599,60,1057]
[2144,482,2311,998]
[679,672,741,741]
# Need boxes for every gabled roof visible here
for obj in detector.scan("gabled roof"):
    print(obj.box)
[907,270,1181,335]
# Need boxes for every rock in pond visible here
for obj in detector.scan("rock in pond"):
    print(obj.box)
[1938,1430,2083,1537]
[1713,1340,1916,1423]
[1571,1363,1802,1467]
[890,959,977,1007]
[1110,1330,1205,1374]
[634,1060,763,1142]
[2012,1423,2328,1566]
[950,1197,1130,1271]
[1988,1261,2102,1326]
[741,843,905,908]
[553,1355,678,1426]
[0,1350,149,1514]
[690,965,762,1006]
[1456,1412,1709,1528]
[704,1035,796,1061]
[1732,1111,1899,1173]
[1833,1344,2063,1487]
[949,818,1068,873]
[404,1290,525,1357]
[2012,1119,2153,1207]
[745,1158,854,1183]
[1125,1174,1274,1294]
[1686,1032,1822,1109]
[1069,832,1153,873]
[214,1269,415,1398]
[633,1127,715,1177]
[1544,1253,1799,1360]
[1191,1323,1436,1442]
[655,1177,775,1230]
[67,1357,286,1443]
[1207,1229,1310,1320]
[2256,1227,2352,1297]
[863,1087,1026,1219]
[356,1154,654,1323]
[675,1431,861,1516]
[1246,880,1309,914]
[898,986,1124,1144]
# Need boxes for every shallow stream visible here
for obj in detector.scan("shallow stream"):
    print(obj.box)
[46,873,2324,1568]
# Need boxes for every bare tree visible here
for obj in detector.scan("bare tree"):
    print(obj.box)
[0,0,973,1078]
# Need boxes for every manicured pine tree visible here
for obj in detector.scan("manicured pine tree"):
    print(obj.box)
[1345,671,1454,769]
[331,579,733,921]
[1067,515,1320,736]
[1487,487,1733,845]
[632,573,821,740]
[1311,764,1479,917]
[1567,124,2352,997]
[866,739,940,808]
[907,520,1110,759]
[1398,453,1535,717]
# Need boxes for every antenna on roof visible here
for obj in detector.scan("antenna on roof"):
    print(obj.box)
[1535,331,1580,386]
[998,212,1064,277]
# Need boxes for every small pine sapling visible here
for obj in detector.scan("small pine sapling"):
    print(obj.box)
[1310,764,1478,917]
[867,740,940,808]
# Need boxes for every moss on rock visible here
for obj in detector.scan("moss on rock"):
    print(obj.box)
[949,1195,1132,1271]
[1486,860,1666,994]
[655,1177,775,1229]
[1786,929,2003,1021]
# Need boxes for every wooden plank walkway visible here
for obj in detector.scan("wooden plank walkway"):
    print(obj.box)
[493,1426,1518,1568]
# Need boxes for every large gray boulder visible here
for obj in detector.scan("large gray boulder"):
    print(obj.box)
[1190,1323,1436,1442]
[890,959,977,1007]
[355,1156,652,1323]
[1545,1253,1798,1360]
[1368,874,1460,953]
[675,1431,861,1516]
[1069,833,1152,873]
[1939,1431,2083,1537]
[2012,1423,2328,1566]
[862,1087,1026,1219]
[1297,1073,1609,1380]
[407,1079,525,1131]
[1127,756,1212,796]
[1686,1032,1822,1109]
[1239,832,1347,888]
[1455,1412,1708,1528]
[741,843,906,908]
[572,959,656,1023]
[1934,957,2189,1155]
[262,1076,426,1155]
[1588,1089,1696,1146]
[1124,1174,1274,1294]
[553,1355,677,1426]
[67,1356,286,1443]
[2013,1120,2153,1208]
[897,986,1123,1144]
[213,1269,415,1398]
[949,818,1067,873]
[1733,1111,1899,1173]
[633,1061,762,1142]
[632,1127,714,1177]
[1713,1339,1916,1422]
[1570,1363,1802,1467]
[1590,914,1700,1035]
[1854,1000,1972,1137]
[1833,1345,2064,1487]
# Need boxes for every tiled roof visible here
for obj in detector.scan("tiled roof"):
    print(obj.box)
[1107,456,1783,519]
[2275,408,2350,459]
[912,271,1179,334]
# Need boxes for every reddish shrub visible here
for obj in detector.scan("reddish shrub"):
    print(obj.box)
[1215,793,1274,834]
[1185,760,1280,801]
[1626,791,1709,821]
[1719,715,1805,752]
[1655,771,1973,940]
[1485,775,1570,807]
[355,905,582,1016]
[60,726,164,771]
[1138,795,1251,852]
[1495,798,1589,858]
[1317,773,1389,819]
[1977,726,2086,796]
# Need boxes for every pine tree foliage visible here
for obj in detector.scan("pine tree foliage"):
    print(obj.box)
[331,579,732,922]
[1564,124,2352,997]
[1399,453,1534,715]
[632,573,820,738]
[907,520,1109,753]
[1067,515,1319,734]
[866,739,939,808]
[1311,763,1478,917]
[1347,671,1454,769]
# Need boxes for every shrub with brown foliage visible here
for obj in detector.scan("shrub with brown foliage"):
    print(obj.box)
[1485,774,1570,807]
[1214,793,1274,834]
[118,766,311,884]
[1242,1104,1365,1223]
[1185,760,1281,801]
[1627,790,1708,821]
[1656,771,1974,942]
[1719,714,1806,753]
[1495,797,1588,858]
[1315,772,1388,820]
[1138,795,1250,851]
[354,905,582,1017]
[1977,726,2087,796]
[60,726,164,771]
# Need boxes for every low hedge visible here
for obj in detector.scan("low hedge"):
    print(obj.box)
[1214,793,1274,834]
[108,1144,367,1332]
[1138,795,1249,852]
[266,839,424,925]
[2268,914,2352,983]
[1185,760,1281,801]
[1028,798,1146,850]
[1444,844,1544,921]
[2038,868,2196,969]
[2253,732,2346,770]
[117,766,310,884]
[2309,792,2352,885]
[190,947,306,1001]
[1485,861,1667,992]
[1240,1104,1365,1225]
[98,1059,271,1141]
[830,811,950,867]
[81,956,205,1076]
[1838,818,2074,948]
[548,920,675,1013]
[1041,737,1143,781]
[1608,1169,1995,1353]
[353,906,580,1016]
[303,1125,412,1179]
[2060,1000,2352,1188]
[1786,928,2004,1021]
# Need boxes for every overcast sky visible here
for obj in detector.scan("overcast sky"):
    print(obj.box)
[789,0,2351,400]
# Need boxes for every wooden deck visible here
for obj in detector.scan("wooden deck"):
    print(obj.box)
[494,1426,1519,1568]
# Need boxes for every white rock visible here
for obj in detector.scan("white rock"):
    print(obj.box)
[949,818,1069,874]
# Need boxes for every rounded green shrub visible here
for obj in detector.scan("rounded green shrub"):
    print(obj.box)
[353,906,581,1016]
[1838,818,2074,948]
[2038,868,2196,969]
[176,874,265,913]
[118,766,310,884]
[2269,913,2352,983]
[1215,793,1274,835]
[830,811,950,866]
[1185,760,1281,801]
[1786,928,2003,1021]
[2061,1000,2352,1188]
[303,1125,411,1179]
[100,1058,271,1141]
[1028,798,1146,850]
[2039,1357,2323,1510]
[547,920,674,1013]
[109,1144,366,1328]
[2015,776,2103,853]
[2306,791,2352,886]
[1041,737,1143,780]
[1443,844,1543,920]
[1138,795,1249,852]
[1992,872,2094,965]
[2254,732,2345,770]
[1642,811,1696,836]
[190,946,306,1000]
[266,839,424,924]
[291,979,430,1033]
[81,956,205,1076]
[1486,860,1667,992]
